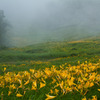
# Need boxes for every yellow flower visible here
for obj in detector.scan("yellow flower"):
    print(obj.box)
[33,80,37,87]
[98,89,100,91]
[24,91,26,95]
[31,80,37,90]
[24,80,29,85]
[44,68,52,76]
[40,82,46,88]
[8,91,12,96]
[50,89,53,94]
[41,78,45,83]
[66,87,72,92]
[5,77,11,82]
[73,87,78,91]
[89,73,96,81]
[67,79,74,86]
[82,97,87,100]
[52,78,56,84]
[4,67,6,72]
[92,95,97,100]
[85,61,87,64]
[34,72,41,78]
[31,86,37,90]
[18,79,22,85]
[45,94,56,100]
[78,84,83,89]
[16,73,21,78]
[90,82,94,87]
[29,69,35,73]
[54,89,59,95]
[78,61,80,64]
[85,73,88,77]
[16,93,23,97]
[19,84,22,88]
[83,77,87,81]
[60,81,64,89]
[9,84,16,89]
[84,81,90,88]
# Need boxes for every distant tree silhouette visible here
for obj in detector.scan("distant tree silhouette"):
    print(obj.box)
[0,10,8,48]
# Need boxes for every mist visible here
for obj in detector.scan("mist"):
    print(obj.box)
[0,0,100,47]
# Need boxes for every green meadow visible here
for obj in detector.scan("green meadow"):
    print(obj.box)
[0,36,100,100]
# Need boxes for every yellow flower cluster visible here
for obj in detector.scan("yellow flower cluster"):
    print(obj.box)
[0,61,100,100]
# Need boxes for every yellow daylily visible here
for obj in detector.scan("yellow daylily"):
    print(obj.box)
[91,95,97,100]
[67,79,75,86]
[24,80,29,85]
[82,97,87,100]
[90,82,94,87]
[45,94,56,100]
[54,89,59,95]
[84,81,90,88]
[29,69,35,73]
[44,68,52,76]
[98,89,100,91]
[31,86,37,90]
[41,78,45,83]
[60,81,64,89]
[52,78,56,84]
[66,87,72,92]
[40,82,46,88]
[4,67,6,72]
[16,93,23,97]
[33,80,37,87]
[19,84,22,88]
[8,91,12,96]
[9,84,16,89]
[50,89,53,94]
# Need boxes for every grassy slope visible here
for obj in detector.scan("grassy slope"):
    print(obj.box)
[11,26,100,47]
[0,36,100,71]
[0,36,100,100]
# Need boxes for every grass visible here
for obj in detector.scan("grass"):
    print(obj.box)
[0,36,100,100]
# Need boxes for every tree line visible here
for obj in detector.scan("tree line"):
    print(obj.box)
[0,10,9,48]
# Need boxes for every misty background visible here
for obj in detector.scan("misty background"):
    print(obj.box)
[0,0,100,47]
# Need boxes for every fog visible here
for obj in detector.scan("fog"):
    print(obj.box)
[0,0,100,46]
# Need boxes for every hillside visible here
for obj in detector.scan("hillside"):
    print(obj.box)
[0,36,100,100]
[0,35,100,67]
[11,26,100,47]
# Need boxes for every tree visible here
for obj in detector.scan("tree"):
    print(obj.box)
[0,10,8,47]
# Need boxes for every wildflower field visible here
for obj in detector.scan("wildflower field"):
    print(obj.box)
[0,37,100,100]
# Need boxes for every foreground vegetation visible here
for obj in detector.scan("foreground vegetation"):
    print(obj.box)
[0,36,100,100]
[0,61,100,100]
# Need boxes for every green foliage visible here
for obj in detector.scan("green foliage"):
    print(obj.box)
[0,37,100,100]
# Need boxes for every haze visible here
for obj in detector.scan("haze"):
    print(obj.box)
[0,0,100,46]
